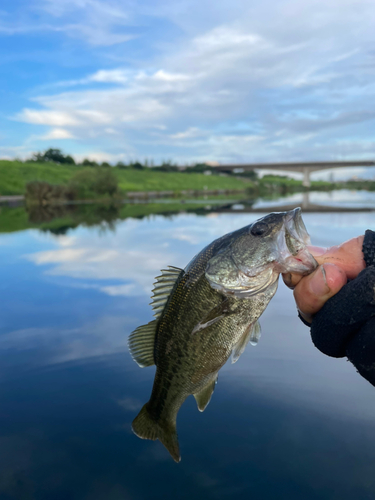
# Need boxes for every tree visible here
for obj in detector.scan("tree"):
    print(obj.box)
[131,162,144,170]
[81,158,98,167]
[65,155,76,165]
[115,161,128,169]
[27,149,76,164]
[43,149,68,163]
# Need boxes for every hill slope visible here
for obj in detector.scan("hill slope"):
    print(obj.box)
[0,160,248,195]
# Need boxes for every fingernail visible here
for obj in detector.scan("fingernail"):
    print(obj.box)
[307,245,327,256]
[283,273,293,288]
[310,265,329,296]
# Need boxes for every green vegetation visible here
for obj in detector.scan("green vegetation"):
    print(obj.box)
[0,198,247,235]
[345,180,375,191]
[67,168,119,199]
[114,168,248,192]
[25,168,120,206]
[1,150,374,202]
[25,181,70,206]
[0,159,249,197]
[0,160,78,196]
[253,175,335,196]
[29,148,75,165]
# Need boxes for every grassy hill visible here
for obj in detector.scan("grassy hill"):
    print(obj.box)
[0,160,78,196]
[115,167,249,192]
[0,160,249,196]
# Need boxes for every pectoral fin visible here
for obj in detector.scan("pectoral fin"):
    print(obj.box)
[193,374,218,412]
[232,321,261,364]
[191,299,233,335]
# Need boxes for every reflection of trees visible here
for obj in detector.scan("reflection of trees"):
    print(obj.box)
[27,204,72,224]
[23,198,256,235]
[26,203,121,235]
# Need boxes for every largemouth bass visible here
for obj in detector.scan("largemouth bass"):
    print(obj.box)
[129,208,316,462]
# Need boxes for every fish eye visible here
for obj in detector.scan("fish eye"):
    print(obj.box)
[250,222,268,236]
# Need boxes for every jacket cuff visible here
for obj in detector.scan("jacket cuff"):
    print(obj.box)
[362,229,375,267]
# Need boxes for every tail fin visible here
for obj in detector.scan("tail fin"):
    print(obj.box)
[132,404,181,463]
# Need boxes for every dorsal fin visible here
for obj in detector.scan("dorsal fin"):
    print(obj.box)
[193,374,218,412]
[150,266,183,318]
[231,321,261,364]
[128,319,158,367]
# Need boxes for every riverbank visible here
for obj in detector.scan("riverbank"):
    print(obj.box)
[0,160,249,196]
[2,159,374,204]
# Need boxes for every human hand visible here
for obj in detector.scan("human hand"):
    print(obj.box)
[283,236,365,324]
[283,230,375,387]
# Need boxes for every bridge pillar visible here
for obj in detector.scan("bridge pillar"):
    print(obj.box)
[302,191,310,209]
[302,167,311,188]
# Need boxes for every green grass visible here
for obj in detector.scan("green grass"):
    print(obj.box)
[0,160,79,196]
[0,160,249,196]
[114,168,249,192]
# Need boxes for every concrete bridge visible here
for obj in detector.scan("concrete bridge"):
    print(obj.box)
[213,160,375,187]
[212,191,375,214]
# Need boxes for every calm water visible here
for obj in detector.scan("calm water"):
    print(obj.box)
[1,193,375,499]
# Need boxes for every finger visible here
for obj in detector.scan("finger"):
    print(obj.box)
[282,235,365,289]
[293,263,347,321]
[309,235,365,280]
[282,271,305,289]
[282,246,327,289]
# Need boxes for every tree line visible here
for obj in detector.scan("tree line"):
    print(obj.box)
[23,148,257,178]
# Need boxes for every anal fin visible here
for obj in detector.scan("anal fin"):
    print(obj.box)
[193,374,218,412]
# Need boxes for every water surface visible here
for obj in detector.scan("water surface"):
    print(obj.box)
[0,195,375,499]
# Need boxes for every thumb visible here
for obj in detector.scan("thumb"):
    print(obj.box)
[293,263,347,322]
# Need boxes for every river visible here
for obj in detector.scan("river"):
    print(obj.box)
[0,191,374,499]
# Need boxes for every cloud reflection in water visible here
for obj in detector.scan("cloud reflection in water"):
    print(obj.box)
[0,210,375,497]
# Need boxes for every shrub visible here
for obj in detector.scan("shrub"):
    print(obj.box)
[25,181,67,206]
[68,167,119,199]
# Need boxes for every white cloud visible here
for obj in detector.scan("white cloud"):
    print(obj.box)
[29,248,88,264]
[152,70,191,82]
[18,109,80,126]
[0,315,133,365]
[101,284,137,296]
[4,0,375,165]
[170,127,208,140]
[73,151,130,163]
[39,127,75,140]
[89,69,129,83]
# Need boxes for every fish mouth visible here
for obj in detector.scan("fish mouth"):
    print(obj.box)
[276,207,317,275]
[285,207,310,247]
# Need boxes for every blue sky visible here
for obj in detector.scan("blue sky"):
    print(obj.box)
[1,0,375,177]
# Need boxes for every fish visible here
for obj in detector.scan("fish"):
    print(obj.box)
[128,208,316,462]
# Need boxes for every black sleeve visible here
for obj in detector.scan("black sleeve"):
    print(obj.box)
[308,230,375,386]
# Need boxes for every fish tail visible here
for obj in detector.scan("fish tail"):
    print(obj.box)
[132,404,181,463]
